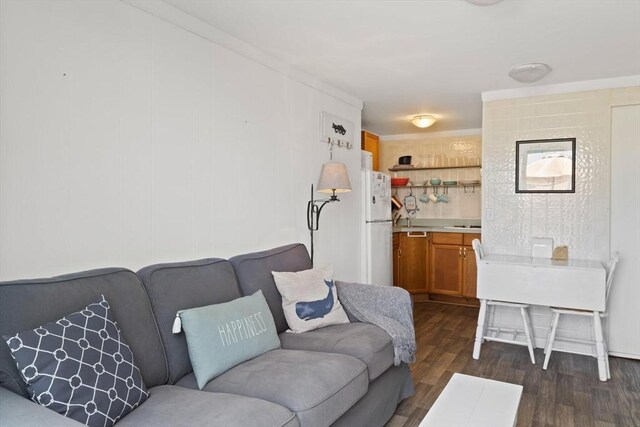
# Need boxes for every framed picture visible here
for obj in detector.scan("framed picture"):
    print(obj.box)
[515,138,576,193]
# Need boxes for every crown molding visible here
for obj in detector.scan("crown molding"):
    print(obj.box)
[120,0,363,110]
[482,75,640,102]
[379,128,482,141]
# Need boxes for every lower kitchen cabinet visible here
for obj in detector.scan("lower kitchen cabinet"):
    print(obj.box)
[430,244,463,295]
[429,232,481,300]
[392,233,401,286]
[396,232,429,293]
[462,245,478,298]
[393,231,480,306]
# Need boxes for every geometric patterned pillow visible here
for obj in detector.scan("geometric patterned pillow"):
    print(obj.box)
[2,295,148,427]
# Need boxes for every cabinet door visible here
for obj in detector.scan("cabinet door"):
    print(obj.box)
[430,244,462,295]
[462,246,477,298]
[361,131,380,171]
[399,232,428,293]
[392,233,401,286]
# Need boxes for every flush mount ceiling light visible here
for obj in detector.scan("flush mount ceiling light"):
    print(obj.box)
[410,115,437,128]
[508,63,552,83]
[464,0,504,6]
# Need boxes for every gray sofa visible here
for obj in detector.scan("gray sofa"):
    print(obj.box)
[0,243,414,427]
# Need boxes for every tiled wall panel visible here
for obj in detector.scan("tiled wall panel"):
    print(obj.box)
[380,135,482,219]
[482,87,640,260]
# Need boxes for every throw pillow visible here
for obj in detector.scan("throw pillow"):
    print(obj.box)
[272,266,349,333]
[3,296,148,427]
[176,290,280,389]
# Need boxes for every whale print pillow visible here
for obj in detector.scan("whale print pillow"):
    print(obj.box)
[272,266,349,333]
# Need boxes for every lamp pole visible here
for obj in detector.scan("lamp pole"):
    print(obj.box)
[306,184,339,267]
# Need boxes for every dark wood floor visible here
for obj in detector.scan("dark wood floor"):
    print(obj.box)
[386,302,640,427]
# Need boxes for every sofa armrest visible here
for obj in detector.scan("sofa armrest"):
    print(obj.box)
[0,387,82,426]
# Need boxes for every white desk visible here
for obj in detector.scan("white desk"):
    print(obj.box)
[473,254,607,380]
[419,374,523,427]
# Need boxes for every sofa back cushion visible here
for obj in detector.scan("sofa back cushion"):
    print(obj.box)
[229,244,312,334]
[0,268,168,397]
[137,259,242,384]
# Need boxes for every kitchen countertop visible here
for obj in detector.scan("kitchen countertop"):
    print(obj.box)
[393,226,481,234]
[392,218,481,234]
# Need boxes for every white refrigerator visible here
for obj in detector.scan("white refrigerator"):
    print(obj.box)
[361,170,393,286]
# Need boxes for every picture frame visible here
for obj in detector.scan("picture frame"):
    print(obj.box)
[515,138,576,193]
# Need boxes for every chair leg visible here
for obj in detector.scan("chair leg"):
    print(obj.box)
[473,299,488,360]
[593,311,608,381]
[604,340,611,379]
[543,313,553,355]
[543,312,560,370]
[520,307,536,364]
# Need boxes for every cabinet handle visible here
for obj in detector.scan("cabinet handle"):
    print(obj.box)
[407,232,427,238]
[459,247,462,258]
[463,247,467,259]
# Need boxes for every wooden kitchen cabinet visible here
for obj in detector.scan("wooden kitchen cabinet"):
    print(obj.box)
[430,244,463,295]
[397,232,429,293]
[361,131,380,171]
[429,233,481,299]
[392,233,401,286]
[462,245,478,297]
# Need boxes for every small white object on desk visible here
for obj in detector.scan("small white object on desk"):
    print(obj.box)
[419,373,523,427]
[531,237,553,258]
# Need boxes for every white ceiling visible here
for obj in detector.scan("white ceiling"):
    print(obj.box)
[163,0,640,136]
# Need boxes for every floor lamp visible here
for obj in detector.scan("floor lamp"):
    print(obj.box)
[307,162,352,267]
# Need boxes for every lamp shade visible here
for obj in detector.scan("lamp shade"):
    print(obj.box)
[317,162,352,194]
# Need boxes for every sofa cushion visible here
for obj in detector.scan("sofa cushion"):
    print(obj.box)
[116,385,298,427]
[176,349,368,427]
[0,268,167,397]
[137,258,242,384]
[229,244,312,334]
[179,291,281,389]
[4,296,148,427]
[279,323,394,381]
[272,266,349,333]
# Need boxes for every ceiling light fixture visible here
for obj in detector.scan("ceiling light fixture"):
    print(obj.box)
[410,115,437,129]
[508,63,552,83]
[464,0,505,6]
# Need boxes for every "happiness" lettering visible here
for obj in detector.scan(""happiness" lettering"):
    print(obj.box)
[217,312,268,347]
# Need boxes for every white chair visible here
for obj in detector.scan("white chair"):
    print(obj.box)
[543,252,619,379]
[472,239,536,364]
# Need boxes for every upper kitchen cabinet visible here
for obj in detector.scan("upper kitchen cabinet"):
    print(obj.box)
[361,131,380,171]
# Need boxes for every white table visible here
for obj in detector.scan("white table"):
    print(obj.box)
[473,254,607,380]
[419,373,523,427]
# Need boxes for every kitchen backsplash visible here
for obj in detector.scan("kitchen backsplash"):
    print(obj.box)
[379,135,482,219]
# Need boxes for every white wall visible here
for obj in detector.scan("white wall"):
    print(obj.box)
[0,0,362,281]
[481,84,640,353]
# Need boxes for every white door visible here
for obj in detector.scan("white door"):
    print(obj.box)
[609,104,640,359]
[367,222,392,286]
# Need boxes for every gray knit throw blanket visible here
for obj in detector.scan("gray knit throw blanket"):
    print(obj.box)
[336,281,416,365]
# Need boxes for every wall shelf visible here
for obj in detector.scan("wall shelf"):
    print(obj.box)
[392,183,481,189]
[389,165,481,172]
